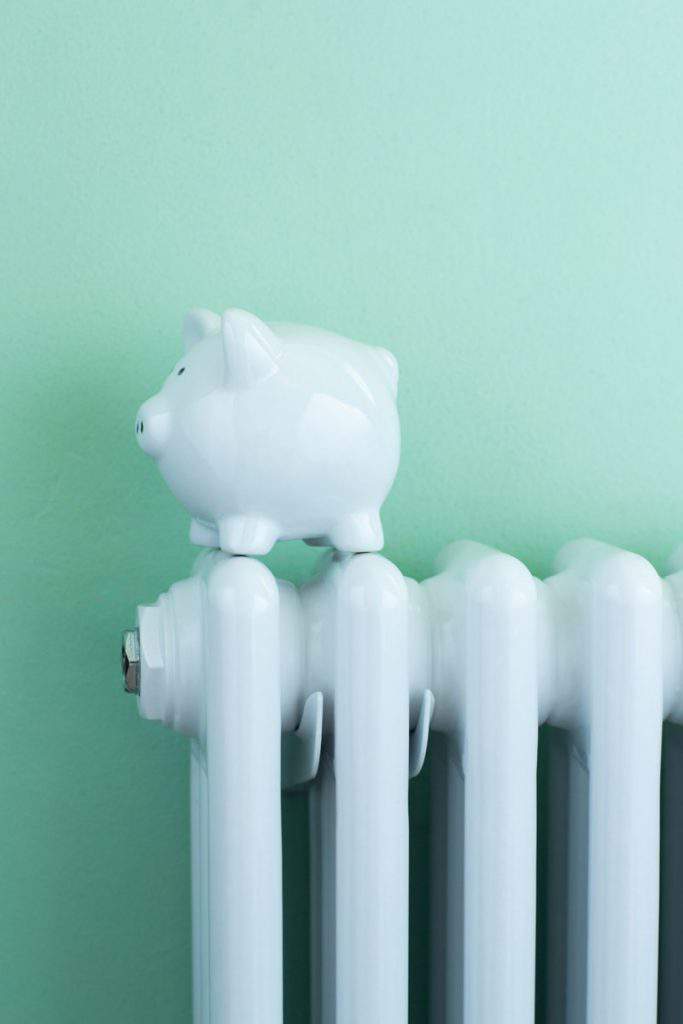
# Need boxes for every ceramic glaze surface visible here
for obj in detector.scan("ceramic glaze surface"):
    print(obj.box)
[136,308,400,555]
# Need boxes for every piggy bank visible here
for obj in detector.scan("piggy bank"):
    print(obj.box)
[135,308,400,555]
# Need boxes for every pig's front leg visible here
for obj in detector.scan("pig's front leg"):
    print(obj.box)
[217,515,279,556]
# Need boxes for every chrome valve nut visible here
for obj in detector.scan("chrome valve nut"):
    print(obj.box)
[121,628,141,695]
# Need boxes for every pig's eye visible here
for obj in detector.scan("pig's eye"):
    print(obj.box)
[177,367,186,376]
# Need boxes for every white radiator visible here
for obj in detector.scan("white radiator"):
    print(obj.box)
[123,537,683,1024]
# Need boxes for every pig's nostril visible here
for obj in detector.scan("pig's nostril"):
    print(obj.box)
[139,421,144,434]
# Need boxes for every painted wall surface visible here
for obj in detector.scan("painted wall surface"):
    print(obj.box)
[2,1,683,1020]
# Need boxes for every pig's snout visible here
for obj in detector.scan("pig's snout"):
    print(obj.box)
[135,395,171,457]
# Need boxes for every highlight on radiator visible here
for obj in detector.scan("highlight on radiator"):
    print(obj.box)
[121,538,683,1024]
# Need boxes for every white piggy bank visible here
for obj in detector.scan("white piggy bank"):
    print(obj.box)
[135,308,400,555]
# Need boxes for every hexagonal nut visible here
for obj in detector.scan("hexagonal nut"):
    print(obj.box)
[121,628,141,695]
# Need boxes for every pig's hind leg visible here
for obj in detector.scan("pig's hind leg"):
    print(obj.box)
[329,511,383,553]
[190,518,220,548]
[217,515,279,556]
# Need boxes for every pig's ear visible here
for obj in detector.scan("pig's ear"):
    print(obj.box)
[372,347,399,398]
[183,308,221,351]
[221,309,283,387]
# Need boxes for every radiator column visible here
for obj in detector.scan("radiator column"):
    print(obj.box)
[556,542,663,1024]
[428,543,539,1024]
[205,556,283,1024]
[334,554,410,1024]
[461,549,538,1024]
[191,743,210,1024]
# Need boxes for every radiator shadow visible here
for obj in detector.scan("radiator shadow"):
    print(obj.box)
[283,790,311,1024]
[659,721,683,1024]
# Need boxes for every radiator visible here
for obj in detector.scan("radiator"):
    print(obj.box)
[122,538,683,1024]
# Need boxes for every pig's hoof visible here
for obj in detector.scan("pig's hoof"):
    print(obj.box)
[329,512,383,553]
[190,518,220,548]
[218,516,279,556]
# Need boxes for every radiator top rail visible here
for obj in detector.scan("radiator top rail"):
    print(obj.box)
[122,538,683,775]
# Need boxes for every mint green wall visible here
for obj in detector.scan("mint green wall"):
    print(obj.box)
[2,1,683,1020]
